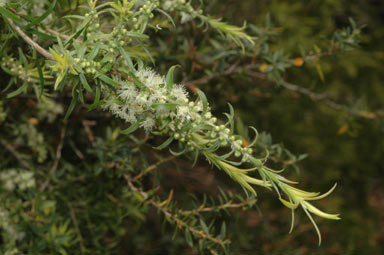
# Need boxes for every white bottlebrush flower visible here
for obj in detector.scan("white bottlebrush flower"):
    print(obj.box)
[136,68,163,89]
[0,169,35,191]
[136,93,148,106]
[126,109,137,123]
[171,84,188,103]
[181,12,193,24]
[106,103,121,115]
[141,117,156,133]
[118,84,138,101]
[176,105,191,123]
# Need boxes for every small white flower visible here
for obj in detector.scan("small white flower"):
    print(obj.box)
[177,105,190,121]
[118,85,137,101]
[136,93,148,106]
[181,12,193,24]
[141,117,156,133]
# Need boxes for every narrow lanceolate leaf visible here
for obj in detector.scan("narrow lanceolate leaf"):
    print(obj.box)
[7,83,27,98]
[279,198,298,209]
[185,229,193,247]
[200,219,209,234]
[196,89,208,114]
[64,15,92,46]
[26,0,57,28]
[36,58,45,89]
[98,74,121,87]
[54,71,65,90]
[0,6,22,23]
[79,73,92,92]
[155,8,176,28]
[151,103,178,111]
[218,222,226,240]
[120,120,143,135]
[153,136,174,150]
[87,42,101,61]
[119,47,136,72]
[64,89,78,120]
[88,79,101,111]
[166,65,180,91]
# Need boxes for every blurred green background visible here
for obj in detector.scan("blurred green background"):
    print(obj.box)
[203,0,384,254]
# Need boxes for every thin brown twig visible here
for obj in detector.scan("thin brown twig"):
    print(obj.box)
[82,120,96,147]
[46,28,71,40]
[7,18,54,60]
[245,70,349,112]
[132,155,176,182]
[41,122,67,191]
[124,175,228,246]
[0,138,31,169]
[180,200,251,215]
[66,201,86,255]
[68,140,85,159]
[187,63,382,119]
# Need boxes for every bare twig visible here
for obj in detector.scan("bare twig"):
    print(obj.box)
[7,18,54,60]
[66,202,86,255]
[41,122,67,191]
[0,138,31,169]
[132,155,176,182]
[46,28,71,40]
[187,63,382,119]
[125,175,228,246]
[82,120,96,147]
[68,140,85,159]
[180,200,251,215]
[245,70,356,114]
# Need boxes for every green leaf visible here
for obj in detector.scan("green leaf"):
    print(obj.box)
[87,42,101,61]
[315,61,325,82]
[166,65,180,91]
[0,6,22,23]
[79,73,92,92]
[155,8,176,28]
[54,70,66,90]
[121,120,143,135]
[64,89,78,120]
[159,117,172,130]
[7,83,27,98]
[153,136,174,150]
[64,15,92,47]
[88,79,101,110]
[279,198,298,209]
[119,47,135,72]
[98,74,121,87]
[224,103,235,133]
[169,147,187,156]
[185,229,193,247]
[196,89,208,114]
[218,222,226,240]
[36,58,45,89]
[200,219,209,234]
[26,0,57,28]
[151,103,178,111]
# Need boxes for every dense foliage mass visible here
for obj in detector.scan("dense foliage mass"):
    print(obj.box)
[0,0,383,254]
